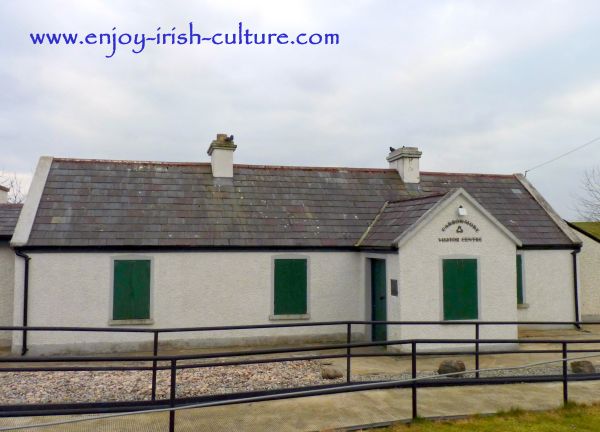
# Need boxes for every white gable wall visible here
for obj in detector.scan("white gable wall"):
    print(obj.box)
[389,194,519,350]
[0,243,14,347]
[516,249,576,325]
[578,233,600,321]
[11,250,367,354]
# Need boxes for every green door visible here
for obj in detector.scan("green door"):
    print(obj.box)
[371,259,387,341]
[443,259,478,320]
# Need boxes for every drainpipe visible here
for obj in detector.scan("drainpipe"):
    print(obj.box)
[572,249,581,330]
[15,250,30,355]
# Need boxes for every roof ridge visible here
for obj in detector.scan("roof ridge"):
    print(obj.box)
[421,170,516,178]
[51,158,521,177]
[53,158,211,167]
[234,164,395,173]
[53,157,397,173]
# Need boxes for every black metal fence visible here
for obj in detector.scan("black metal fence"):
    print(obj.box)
[1,320,600,431]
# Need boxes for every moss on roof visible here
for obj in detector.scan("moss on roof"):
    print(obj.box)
[571,222,600,242]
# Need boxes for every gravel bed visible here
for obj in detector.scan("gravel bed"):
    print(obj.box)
[0,362,589,405]
[0,360,344,405]
[354,365,570,382]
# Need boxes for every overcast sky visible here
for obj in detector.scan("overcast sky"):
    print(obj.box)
[1,0,600,219]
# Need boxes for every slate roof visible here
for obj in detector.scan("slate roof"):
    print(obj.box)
[568,222,600,242]
[418,172,573,246]
[358,194,446,248]
[0,203,23,239]
[23,158,576,248]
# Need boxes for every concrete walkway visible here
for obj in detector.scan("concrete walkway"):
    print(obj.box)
[3,327,600,431]
[2,381,600,431]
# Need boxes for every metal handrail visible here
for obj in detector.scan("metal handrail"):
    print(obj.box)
[2,320,600,431]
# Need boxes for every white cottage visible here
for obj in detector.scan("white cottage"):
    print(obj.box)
[0,186,22,348]
[568,222,600,321]
[5,135,583,354]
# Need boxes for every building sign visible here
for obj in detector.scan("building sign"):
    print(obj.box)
[438,219,482,243]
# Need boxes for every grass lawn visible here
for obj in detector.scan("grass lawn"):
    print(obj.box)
[377,403,600,431]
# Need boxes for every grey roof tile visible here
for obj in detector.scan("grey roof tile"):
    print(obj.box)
[24,160,575,248]
[0,204,23,239]
[359,194,446,248]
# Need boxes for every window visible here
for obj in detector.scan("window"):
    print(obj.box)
[443,259,478,320]
[113,260,151,320]
[273,259,307,316]
[516,254,524,305]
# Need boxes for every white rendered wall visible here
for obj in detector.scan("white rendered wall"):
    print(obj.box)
[0,244,14,346]
[579,234,600,320]
[389,195,519,350]
[11,251,365,354]
[516,249,576,325]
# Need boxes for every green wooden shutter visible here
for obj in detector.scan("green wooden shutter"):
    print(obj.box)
[274,259,307,315]
[516,255,524,305]
[443,259,478,320]
[113,260,151,320]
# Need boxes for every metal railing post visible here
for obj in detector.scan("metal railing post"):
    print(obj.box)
[169,359,177,432]
[151,331,159,401]
[411,341,417,419]
[475,323,480,379]
[562,342,568,405]
[346,323,351,383]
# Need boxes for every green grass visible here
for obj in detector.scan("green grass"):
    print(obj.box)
[378,403,600,431]
[571,222,600,241]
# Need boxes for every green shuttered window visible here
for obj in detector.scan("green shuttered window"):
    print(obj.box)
[443,259,478,320]
[113,260,151,320]
[516,255,524,305]
[274,259,307,315]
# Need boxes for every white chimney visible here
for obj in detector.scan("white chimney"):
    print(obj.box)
[0,186,8,203]
[207,133,237,178]
[386,146,422,184]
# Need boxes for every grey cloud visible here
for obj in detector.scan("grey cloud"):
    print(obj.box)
[1,0,600,218]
